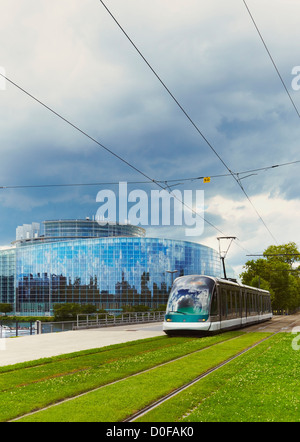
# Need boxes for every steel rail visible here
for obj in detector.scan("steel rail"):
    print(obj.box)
[10,333,244,422]
[11,316,299,422]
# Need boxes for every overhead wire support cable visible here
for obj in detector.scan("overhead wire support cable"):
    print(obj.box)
[0,159,299,190]
[0,75,155,186]
[98,0,279,245]
[0,158,297,190]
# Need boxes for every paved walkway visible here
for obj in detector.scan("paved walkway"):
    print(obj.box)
[2,315,298,368]
[0,323,164,367]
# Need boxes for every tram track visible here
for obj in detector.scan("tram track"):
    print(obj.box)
[10,315,300,422]
[10,332,243,422]
[123,332,276,422]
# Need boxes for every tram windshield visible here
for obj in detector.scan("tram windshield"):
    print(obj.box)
[166,276,215,316]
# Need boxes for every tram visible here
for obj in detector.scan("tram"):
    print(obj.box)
[163,275,272,336]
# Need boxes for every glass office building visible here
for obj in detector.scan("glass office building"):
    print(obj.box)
[0,248,15,307]
[0,220,226,316]
[43,219,146,241]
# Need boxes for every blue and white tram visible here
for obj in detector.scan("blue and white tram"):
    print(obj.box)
[163,275,272,336]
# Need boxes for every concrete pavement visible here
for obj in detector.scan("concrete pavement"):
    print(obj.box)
[0,322,165,367]
[2,315,299,368]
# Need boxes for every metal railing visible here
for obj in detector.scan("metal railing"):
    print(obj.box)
[0,321,36,338]
[32,311,165,334]
[74,311,165,330]
[38,321,77,334]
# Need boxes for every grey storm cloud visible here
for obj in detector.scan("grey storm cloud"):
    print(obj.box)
[0,0,299,275]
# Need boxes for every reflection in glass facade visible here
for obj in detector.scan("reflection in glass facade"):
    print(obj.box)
[14,238,221,316]
[43,220,146,240]
[0,220,228,316]
[0,248,15,307]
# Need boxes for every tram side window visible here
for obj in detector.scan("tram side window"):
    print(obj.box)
[259,295,266,315]
[262,295,271,314]
[251,293,254,315]
[227,291,232,316]
[221,288,227,319]
[210,288,219,317]
[236,290,241,317]
[229,291,234,317]
[242,291,247,316]
[231,290,238,318]
[246,292,250,316]
[246,292,252,316]
[251,292,258,315]
[248,293,253,316]
[255,292,258,315]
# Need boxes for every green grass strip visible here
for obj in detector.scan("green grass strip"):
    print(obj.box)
[0,332,240,422]
[16,332,270,422]
[0,336,167,374]
[183,333,300,422]
[138,333,299,422]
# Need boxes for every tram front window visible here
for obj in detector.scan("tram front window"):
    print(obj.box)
[166,276,215,317]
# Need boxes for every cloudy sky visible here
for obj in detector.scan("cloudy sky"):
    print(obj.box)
[0,0,300,276]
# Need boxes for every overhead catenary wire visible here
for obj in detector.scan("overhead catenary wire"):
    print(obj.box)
[0,71,231,240]
[98,0,236,179]
[243,0,300,121]
[98,0,279,245]
[0,0,288,253]
[0,159,299,190]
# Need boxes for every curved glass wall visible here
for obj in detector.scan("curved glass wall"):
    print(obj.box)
[43,220,145,240]
[14,238,221,316]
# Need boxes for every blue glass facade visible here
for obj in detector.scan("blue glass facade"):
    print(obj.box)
[0,220,227,316]
[43,220,146,241]
[14,238,221,316]
[0,248,15,307]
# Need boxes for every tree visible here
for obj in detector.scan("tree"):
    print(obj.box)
[121,305,150,312]
[0,303,13,316]
[53,303,99,321]
[263,242,300,266]
[240,243,300,312]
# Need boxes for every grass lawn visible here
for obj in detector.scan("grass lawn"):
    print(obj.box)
[137,333,300,422]
[15,332,269,422]
[0,332,240,422]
